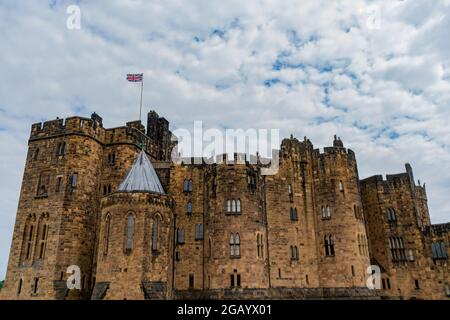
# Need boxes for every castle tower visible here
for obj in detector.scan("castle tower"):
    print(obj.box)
[202,154,270,290]
[312,136,370,288]
[92,150,174,300]
[1,114,104,300]
[264,136,320,288]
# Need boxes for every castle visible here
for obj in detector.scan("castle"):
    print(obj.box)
[1,111,449,300]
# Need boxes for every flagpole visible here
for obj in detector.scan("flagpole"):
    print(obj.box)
[139,74,144,122]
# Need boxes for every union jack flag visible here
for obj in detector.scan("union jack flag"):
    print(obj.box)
[126,73,143,82]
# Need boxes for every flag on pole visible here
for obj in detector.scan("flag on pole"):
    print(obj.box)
[127,73,143,82]
[127,73,144,121]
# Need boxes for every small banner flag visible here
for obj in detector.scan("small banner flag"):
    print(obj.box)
[127,73,143,82]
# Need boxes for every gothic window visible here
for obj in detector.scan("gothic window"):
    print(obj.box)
[38,224,47,259]
[387,208,397,224]
[389,237,406,262]
[125,214,134,252]
[290,245,299,260]
[226,199,241,214]
[177,227,185,244]
[21,215,36,263]
[324,235,335,256]
[187,202,193,214]
[230,233,240,257]
[152,215,159,251]
[70,173,78,188]
[339,180,344,192]
[195,224,204,240]
[34,214,49,261]
[103,214,111,256]
[290,208,298,221]
[256,234,264,258]
[107,184,112,194]
[56,142,66,156]
[230,234,235,257]
[183,179,193,192]
[326,206,331,219]
[432,241,448,260]
[321,206,325,219]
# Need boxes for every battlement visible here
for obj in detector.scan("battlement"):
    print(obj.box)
[176,152,271,167]
[423,223,450,236]
[30,113,105,141]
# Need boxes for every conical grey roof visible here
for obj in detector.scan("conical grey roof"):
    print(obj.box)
[117,150,165,194]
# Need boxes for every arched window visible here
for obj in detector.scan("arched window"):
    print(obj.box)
[227,200,231,212]
[291,245,299,260]
[57,142,66,156]
[183,179,189,192]
[187,202,193,214]
[231,200,236,213]
[195,224,204,240]
[339,181,344,192]
[107,184,112,194]
[387,208,397,222]
[188,180,193,192]
[236,199,241,213]
[321,206,325,218]
[294,208,298,220]
[256,234,264,258]
[177,227,185,244]
[290,208,294,220]
[152,215,159,251]
[230,233,240,257]
[324,235,335,256]
[125,214,134,252]
[103,215,111,256]
[34,214,49,261]
[327,206,331,218]
[38,224,47,259]
[230,234,235,257]
[21,215,36,263]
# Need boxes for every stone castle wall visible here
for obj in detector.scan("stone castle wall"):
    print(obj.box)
[1,111,449,300]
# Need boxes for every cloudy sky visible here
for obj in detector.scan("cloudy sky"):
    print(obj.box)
[1,0,450,279]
